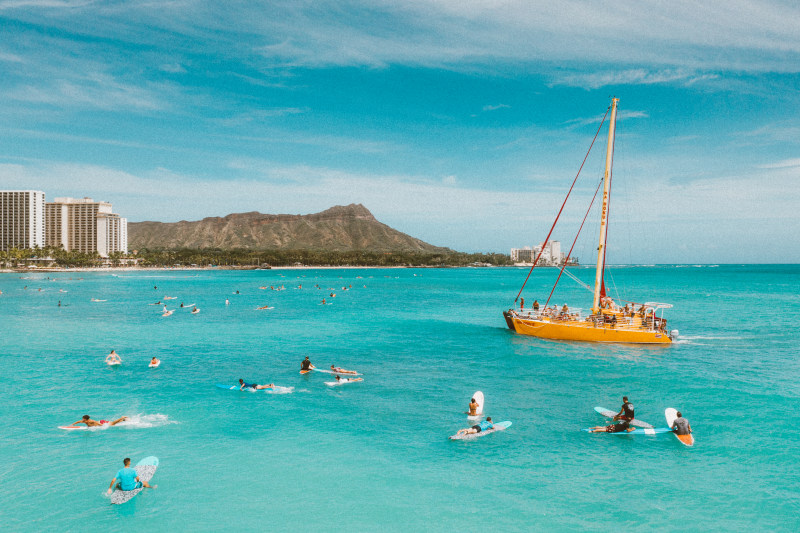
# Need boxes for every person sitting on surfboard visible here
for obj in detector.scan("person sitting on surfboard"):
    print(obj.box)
[334,375,363,383]
[671,411,692,436]
[468,398,479,417]
[301,357,314,372]
[149,357,160,367]
[105,350,122,365]
[107,457,153,494]
[239,379,274,391]
[613,396,635,422]
[67,415,129,428]
[587,420,634,433]
[455,417,494,436]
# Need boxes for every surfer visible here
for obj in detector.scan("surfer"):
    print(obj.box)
[225,299,230,305]
[301,356,314,372]
[239,379,274,390]
[149,357,160,366]
[334,375,363,383]
[671,411,692,436]
[67,415,129,428]
[256,305,271,310]
[455,417,494,436]
[107,458,153,494]
[105,350,122,365]
[587,420,634,433]
[613,396,635,422]
[467,397,479,417]
[330,364,357,374]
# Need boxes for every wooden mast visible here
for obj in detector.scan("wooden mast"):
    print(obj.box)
[592,98,618,314]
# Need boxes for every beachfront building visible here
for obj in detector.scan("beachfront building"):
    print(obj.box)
[511,241,568,266]
[45,197,128,257]
[0,190,46,251]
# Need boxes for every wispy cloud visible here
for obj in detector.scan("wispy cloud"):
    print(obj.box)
[482,104,510,112]
[551,69,720,90]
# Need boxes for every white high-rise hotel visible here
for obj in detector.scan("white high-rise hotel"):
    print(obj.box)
[0,191,127,257]
[0,190,46,251]
[45,197,127,257]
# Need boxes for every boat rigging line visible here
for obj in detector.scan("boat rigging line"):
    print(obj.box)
[514,105,610,304]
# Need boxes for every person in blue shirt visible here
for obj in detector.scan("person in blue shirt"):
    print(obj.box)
[455,417,494,436]
[107,458,153,494]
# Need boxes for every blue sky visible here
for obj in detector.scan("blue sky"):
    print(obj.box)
[1,1,799,262]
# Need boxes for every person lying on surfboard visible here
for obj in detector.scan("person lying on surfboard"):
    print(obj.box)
[239,379,274,391]
[107,457,154,494]
[334,375,363,383]
[67,415,129,428]
[468,398,479,417]
[587,420,634,433]
[455,417,494,436]
[105,350,122,365]
[613,396,635,422]
[670,411,692,436]
[301,357,314,372]
[330,364,357,374]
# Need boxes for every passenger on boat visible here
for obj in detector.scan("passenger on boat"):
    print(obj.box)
[533,300,539,311]
[520,297,524,310]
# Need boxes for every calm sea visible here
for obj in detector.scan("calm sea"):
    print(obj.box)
[1,265,798,531]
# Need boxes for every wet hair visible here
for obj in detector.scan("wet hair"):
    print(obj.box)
[676,411,682,417]
[82,415,90,420]
[486,417,492,422]
[623,396,629,401]
[335,375,341,380]
[471,398,475,402]
[239,379,244,383]
[123,458,131,466]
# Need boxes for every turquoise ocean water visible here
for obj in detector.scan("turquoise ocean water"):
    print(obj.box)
[1,265,799,531]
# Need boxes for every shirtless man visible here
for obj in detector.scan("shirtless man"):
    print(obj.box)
[587,420,634,433]
[334,375,363,383]
[66,414,129,428]
[105,350,122,365]
[330,364,357,374]
[239,379,274,390]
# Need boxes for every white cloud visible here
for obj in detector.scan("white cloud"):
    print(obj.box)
[482,104,510,112]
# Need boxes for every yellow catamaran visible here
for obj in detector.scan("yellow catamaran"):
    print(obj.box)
[503,98,676,344]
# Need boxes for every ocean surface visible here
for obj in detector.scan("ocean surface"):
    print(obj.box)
[1,265,798,531]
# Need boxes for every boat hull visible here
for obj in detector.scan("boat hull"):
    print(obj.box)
[505,314,672,344]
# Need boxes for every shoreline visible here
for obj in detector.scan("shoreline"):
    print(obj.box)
[0,265,468,273]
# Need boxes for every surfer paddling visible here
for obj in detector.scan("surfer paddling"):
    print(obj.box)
[455,417,494,436]
[587,420,634,433]
[107,458,154,494]
[613,396,635,422]
[239,379,274,390]
[105,350,122,365]
[67,415,129,428]
[334,375,363,383]
[330,364,357,374]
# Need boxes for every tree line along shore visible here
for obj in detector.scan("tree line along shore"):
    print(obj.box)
[0,246,514,269]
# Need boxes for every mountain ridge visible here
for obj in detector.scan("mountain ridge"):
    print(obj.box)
[128,204,449,253]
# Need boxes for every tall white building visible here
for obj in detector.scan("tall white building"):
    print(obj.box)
[511,241,566,265]
[45,197,127,257]
[0,190,46,251]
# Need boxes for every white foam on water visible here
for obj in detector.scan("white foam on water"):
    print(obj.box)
[265,386,294,394]
[116,413,176,428]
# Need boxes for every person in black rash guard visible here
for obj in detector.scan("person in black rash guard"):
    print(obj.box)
[588,420,633,433]
[613,396,635,422]
[300,357,313,371]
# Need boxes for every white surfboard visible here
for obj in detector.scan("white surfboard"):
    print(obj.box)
[107,361,121,366]
[467,391,485,420]
[324,378,363,386]
[665,408,694,446]
[148,361,161,368]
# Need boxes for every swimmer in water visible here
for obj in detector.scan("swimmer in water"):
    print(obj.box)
[239,379,274,391]
[67,414,129,428]
[105,350,122,365]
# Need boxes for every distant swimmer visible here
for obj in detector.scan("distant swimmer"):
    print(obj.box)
[225,299,230,305]
[455,417,494,437]
[334,375,363,383]
[67,415,129,428]
[105,350,122,365]
[301,356,314,372]
[191,306,199,314]
[162,305,168,313]
[149,357,161,367]
[107,457,154,495]
[671,411,692,436]
[587,420,634,433]
[468,397,479,417]
[256,305,272,310]
[239,379,274,390]
[180,303,184,308]
[321,298,326,305]
[613,396,635,422]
